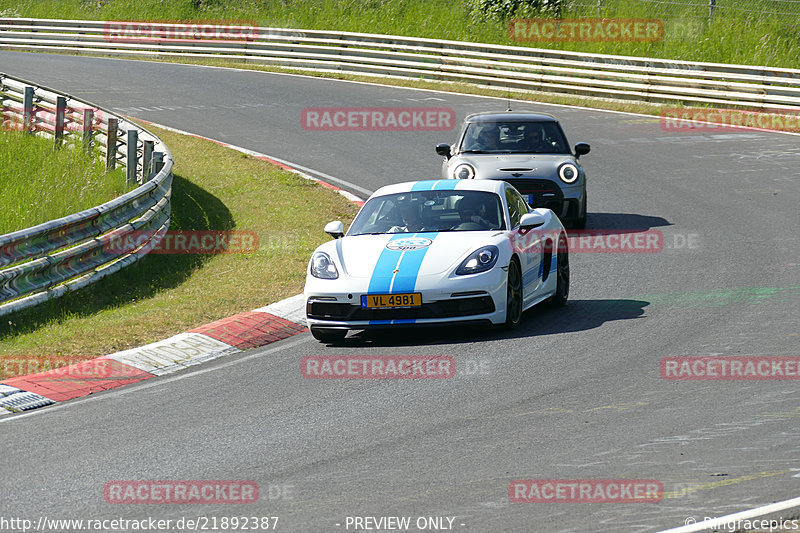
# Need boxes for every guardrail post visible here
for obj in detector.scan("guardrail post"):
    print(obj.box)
[126,129,138,185]
[152,151,165,176]
[596,0,602,17]
[23,86,34,133]
[106,117,118,170]
[708,0,716,19]
[82,108,94,154]
[54,96,66,148]
[143,140,154,181]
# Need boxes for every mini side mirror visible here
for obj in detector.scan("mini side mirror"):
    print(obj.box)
[324,221,344,239]
[574,142,591,158]
[435,143,452,158]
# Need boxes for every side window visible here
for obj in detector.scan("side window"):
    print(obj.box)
[515,191,530,216]
[506,188,522,228]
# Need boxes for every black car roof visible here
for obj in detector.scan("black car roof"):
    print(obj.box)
[465,111,559,123]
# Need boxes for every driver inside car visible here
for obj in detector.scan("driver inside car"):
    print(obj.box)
[522,125,549,152]
[388,203,425,233]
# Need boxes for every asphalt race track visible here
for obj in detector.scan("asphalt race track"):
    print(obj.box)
[1,51,799,532]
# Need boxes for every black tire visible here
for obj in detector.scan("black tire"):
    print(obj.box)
[310,327,347,343]
[548,235,569,307]
[503,258,523,329]
[573,193,587,229]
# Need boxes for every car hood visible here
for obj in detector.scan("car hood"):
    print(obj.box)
[323,232,502,281]
[452,154,577,180]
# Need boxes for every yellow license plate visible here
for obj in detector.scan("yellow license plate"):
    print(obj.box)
[362,293,422,308]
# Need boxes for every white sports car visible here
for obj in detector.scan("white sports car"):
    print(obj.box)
[304,179,569,343]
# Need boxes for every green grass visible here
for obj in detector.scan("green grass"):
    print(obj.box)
[0,0,798,68]
[0,123,360,363]
[0,131,128,234]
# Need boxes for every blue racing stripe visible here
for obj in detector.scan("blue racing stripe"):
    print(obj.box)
[410,181,436,191]
[389,232,438,293]
[367,234,407,294]
[366,232,439,325]
[524,264,541,287]
[432,179,459,190]
[409,179,459,192]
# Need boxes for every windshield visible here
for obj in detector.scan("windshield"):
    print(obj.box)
[459,121,570,154]
[348,190,506,235]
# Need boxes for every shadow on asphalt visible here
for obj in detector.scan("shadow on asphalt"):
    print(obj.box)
[0,174,233,339]
[583,212,671,231]
[329,298,650,347]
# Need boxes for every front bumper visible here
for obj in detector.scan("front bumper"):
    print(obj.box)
[305,268,507,329]
[496,178,584,222]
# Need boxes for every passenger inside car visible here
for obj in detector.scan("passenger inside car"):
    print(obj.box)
[465,126,500,152]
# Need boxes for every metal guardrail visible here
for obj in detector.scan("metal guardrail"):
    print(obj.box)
[1,18,800,111]
[0,72,173,317]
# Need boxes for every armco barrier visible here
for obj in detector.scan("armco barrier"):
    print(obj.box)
[0,73,173,317]
[1,18,800,111]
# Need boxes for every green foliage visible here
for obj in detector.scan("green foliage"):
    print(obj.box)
[467,0,562,24]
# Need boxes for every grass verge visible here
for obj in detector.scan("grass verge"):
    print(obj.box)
[0,0,797,68]
[0,123,360,368]
[0,130,128,234]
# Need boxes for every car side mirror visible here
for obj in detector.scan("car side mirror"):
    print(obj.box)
[435,143,452,159]
[324,221,344,239]
[520,212,546,230]
[574,142,591,158]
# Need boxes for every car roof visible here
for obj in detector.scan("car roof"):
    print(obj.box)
[465,111,558,123]
[371,179,506,198]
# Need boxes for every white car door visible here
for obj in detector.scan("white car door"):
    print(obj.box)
[505,187,544,304]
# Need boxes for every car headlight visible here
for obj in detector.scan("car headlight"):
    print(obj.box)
[453,163,475,180]
[456,245,499,275]
[558,163,579,184]
[310,252,338,279]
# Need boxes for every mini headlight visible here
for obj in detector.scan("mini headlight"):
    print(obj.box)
[310,251,338,279]
[453,163,475,180]
[456,245,499,275]
[558,163,579,184]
